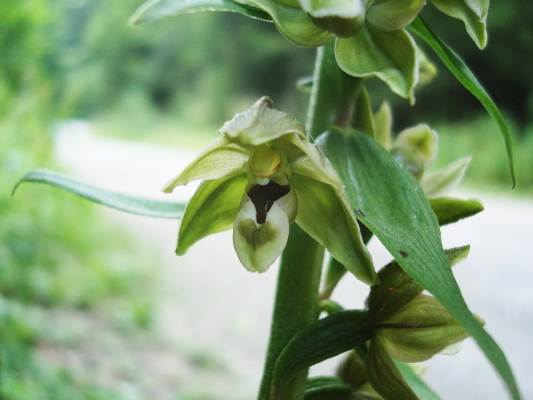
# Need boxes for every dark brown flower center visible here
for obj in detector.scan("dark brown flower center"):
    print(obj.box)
[247,182,290,224]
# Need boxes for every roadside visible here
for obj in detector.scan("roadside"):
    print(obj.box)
[50,121,533,400]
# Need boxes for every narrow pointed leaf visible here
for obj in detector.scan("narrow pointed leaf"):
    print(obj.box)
[366,338,419,400]
[408,16,516,187]
[130,0,271,25]
[13,169,186,219]
[177,174,247,254]
[394,361,443,400]
[317,128,521,400]
[271,310,372,400]
[429,197,484,226]
[335,26,418,101]
[292,173,377,285]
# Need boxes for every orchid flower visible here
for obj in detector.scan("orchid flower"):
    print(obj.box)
[164,97,377,284]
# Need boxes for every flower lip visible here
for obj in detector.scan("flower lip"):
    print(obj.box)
[248,182,291,224]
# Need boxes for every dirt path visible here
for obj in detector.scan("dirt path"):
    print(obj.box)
[54,121,533,400]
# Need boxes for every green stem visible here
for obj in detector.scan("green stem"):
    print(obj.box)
[258,40,364,400]
[257,224,324,400]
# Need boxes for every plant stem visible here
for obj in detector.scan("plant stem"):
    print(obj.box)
[257,224,324,400]
[258,40,362,400]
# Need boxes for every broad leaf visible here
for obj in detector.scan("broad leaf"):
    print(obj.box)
[130,0,271,25]
[429,197,484,226]
[317,128,521,400]
[394,361,443,400]
[177,174,247,254]
[13,169,186,219]
[408,16,516,187]
[271,310,373,399]
[335,25,418,102]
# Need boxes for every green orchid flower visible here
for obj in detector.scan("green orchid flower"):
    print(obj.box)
[164,97,377,283]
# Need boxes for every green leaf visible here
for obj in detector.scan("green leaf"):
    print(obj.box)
[408,16,516,187]
[13,169,186,219]
[271,310,373,399]
[366,338,419,400]
[394,361,443,400]
[292,173,377,285]
[430,0,487,48]
[429,197,484,226]
[335,25,418,101]
[177,174,247,254]
[130,0,272,25]
[421,156,471,198]
[317,128,521,400]
[304,377,353,400]
[243,0,334,47]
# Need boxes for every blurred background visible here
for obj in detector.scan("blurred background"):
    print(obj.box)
[1,1,532,399]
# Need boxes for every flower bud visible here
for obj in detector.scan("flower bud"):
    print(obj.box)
[391,124,438,180]
[310,15,365,37]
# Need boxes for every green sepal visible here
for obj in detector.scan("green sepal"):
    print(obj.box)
[421,156,471,198]
[177,174,247,254]
[366,0,425,31]
[292,173,377,285]
[271,310,373,399]
[303,377,353,400]
[129,0,272,25]
[378,294,473,363]
[430,0,487,49]
[242,0,334,47]
[13,169,186,219]
[219,96,307,145]
[335,25,418,102]
[429,197,484,226]
[163,137,250,191]
[365,337,419,400]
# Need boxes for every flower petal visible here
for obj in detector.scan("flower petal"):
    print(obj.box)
[163,137,250,192]
[177,174,248,254]
[292,173,377,285]
[278,134,343,187]
[233,197,290,273]
[220,97,307,146]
